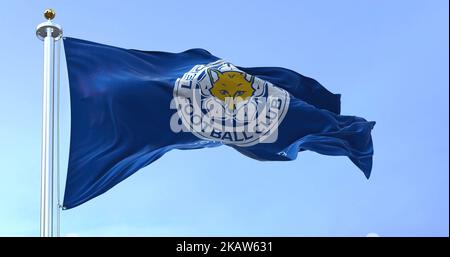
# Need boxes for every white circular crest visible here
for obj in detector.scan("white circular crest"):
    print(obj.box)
[173,60,290,147]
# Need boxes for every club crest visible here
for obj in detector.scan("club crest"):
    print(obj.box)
[171,60,290,146]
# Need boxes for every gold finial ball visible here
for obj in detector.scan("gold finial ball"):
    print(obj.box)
[44,8,56,20]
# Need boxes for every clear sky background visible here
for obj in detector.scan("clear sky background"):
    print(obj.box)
[0,0,448,236]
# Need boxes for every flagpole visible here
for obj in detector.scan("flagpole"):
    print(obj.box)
[36,9,63,237]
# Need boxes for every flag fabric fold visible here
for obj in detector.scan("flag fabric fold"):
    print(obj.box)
[63,37,375,209]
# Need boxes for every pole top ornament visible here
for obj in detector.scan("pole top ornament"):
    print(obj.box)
[36,9,63,41]
[44,9,56,20]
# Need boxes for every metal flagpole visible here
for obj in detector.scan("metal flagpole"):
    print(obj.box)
[36,9,63,237]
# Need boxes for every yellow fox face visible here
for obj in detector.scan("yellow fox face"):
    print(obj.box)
[209,70,255,110]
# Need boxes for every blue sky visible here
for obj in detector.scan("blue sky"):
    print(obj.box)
[0,0,448,236]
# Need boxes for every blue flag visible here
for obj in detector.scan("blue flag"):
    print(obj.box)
[63,37,375,209]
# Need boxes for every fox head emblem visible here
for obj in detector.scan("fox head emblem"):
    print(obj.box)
[208,70,255,110]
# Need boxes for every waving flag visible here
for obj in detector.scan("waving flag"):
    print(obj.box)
[63,37,375,209]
